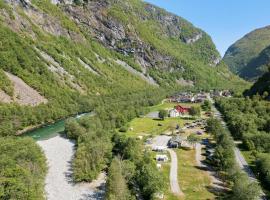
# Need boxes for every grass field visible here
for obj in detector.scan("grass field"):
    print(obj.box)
[161,163,180,200]
[149,101,201,112]
[125,117,193,137]
[176,149,215,200]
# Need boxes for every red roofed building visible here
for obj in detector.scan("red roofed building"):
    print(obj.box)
[175,105,190,114]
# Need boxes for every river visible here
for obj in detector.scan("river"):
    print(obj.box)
[23,112,91,140]
[23,112,105,200]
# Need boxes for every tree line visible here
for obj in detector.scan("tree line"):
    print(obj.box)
[0,137,47,199]
[206,118,261,200]
[215,96,270,193]
[216,97,270,152]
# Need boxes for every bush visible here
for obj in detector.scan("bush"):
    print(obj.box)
[65,118,86,140]
[119,126,128,132]
[158,109,168,120]
[256,154,270,190]
[201,100,211,111]
[189,106,201,117]
[0,137,47,200]
[230,171,261,200]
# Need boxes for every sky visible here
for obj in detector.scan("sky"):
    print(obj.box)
[145,0,270,56]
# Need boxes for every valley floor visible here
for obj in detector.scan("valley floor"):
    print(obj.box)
[37,135,105,200]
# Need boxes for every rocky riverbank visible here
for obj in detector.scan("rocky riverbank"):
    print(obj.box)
[37,135,105,200]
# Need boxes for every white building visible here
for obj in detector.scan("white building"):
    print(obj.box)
[152,146,166,152]
[169,109,180,117]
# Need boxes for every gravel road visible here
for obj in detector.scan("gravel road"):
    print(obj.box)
[168,149,184,196]
[234,148,257,181]
[151,135,184,196]
[195,143,226,191]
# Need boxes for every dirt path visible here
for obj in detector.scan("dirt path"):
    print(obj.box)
[168,149,184,197]
[195,143,226,192]
[37,135,105,200]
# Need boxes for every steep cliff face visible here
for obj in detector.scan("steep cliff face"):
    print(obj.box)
[223,25,270,80]
[62,0,221,71]
[0,0,246,132]
[1,0,238,86]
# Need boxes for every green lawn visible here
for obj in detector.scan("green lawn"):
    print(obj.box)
[125,117,193,137]
[176,149,215,200]
[161,163,180,200]
[149,102,178,112]
[148,101,201,112]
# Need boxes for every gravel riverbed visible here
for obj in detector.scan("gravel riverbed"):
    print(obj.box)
[37,135,105,200]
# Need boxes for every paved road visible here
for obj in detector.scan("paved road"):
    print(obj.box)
[168,149,184,196]
[210,98,267,200]
[145,111,159,118]
[211,103,256,180]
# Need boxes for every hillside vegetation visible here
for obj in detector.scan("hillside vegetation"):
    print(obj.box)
[244,68,270,100]
[223,25,270,80]
[0,0,247,199]
[216,97,270,196]
[0,0,247,136]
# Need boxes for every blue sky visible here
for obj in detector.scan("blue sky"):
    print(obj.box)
[145,0,270,56]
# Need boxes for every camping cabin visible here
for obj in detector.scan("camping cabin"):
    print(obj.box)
[152,146,166,152]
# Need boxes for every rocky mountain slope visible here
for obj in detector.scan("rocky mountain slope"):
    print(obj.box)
[0,0,245,134]
[223,25,270,80]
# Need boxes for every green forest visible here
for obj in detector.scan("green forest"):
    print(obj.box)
[216,96,270,194]
[206,118,261,200]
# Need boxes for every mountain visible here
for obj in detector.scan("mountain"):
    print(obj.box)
[0,0,246,134]
[241,45,270,80]
[223,25,270,80]
[244,68,270,100]
[0,1,248,199]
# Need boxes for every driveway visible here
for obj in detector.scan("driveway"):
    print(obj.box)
[168,149,184,196]
[151,135,171,148]
[151,135,184,196]
[195,143,227,192]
